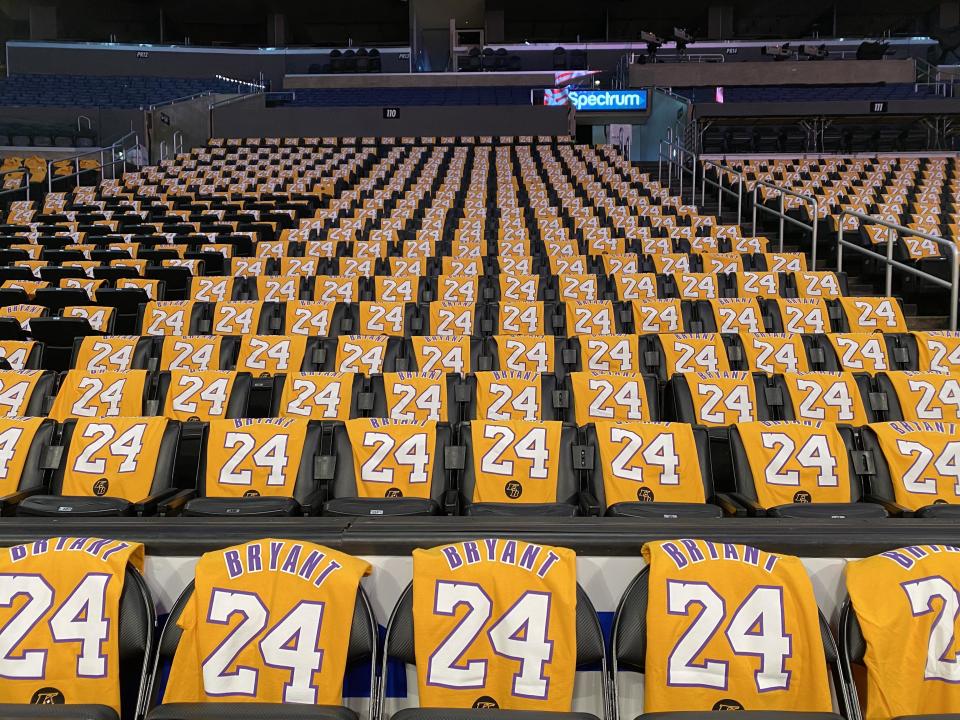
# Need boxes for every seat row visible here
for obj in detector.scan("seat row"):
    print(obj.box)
[14,534,924,720]
[1,414,957,520]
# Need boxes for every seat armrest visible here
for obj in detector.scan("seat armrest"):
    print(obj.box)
[0,485,47,515]
[158,489,196,516]
[721,492,766,517]
[861,493,909,518]
[712,492,748,517]
[442,489,461,516]
[134,487,186,517]
[299,487,327,516]
[577,491,602,517]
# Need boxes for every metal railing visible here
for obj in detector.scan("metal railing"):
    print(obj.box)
[657,136,697,204]
[144,91,213,111]
[173,130,184,155]
[0,167,30,202]
[76,115,92,133]
[837,209,959,330]
[751,179,820,269]
[47,130,139,193]
[700,159,743,221]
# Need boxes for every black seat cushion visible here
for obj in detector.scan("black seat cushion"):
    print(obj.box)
[393,710,599,720]
[0,705,118,720]
[767,502,887,519]
[639,713,844,720]
[323,497,438,517]
[184,497,301,517]
[915,503,960,519]
[17,495,133,517]
[148,703,357,720]
[607,502,723,519]
[465,502,578,517]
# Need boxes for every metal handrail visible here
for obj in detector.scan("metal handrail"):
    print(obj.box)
[209,91,264,110]
[751,179,820,269]
[173,130,184,155]
[144,91,213,111]
[0,166,30,201]
[700,159,743,222]
[47,130,139,193]
[76,115,92,132]
[837,209,959,330]
[658,137,697,204]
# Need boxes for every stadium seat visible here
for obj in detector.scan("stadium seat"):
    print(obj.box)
[322,418,455,516]
[728,421,885,518]
[18,416,180,516]
[383,580,605,720]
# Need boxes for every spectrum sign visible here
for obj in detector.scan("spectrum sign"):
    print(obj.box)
[544,89,649,112]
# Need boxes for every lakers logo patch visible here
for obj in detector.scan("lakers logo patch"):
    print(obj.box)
[31,688,64,705]
[712,699,744,711]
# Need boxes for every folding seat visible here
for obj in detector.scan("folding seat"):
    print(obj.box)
[0,415,57,512]
[145,540,376,720]
[585,421,720,517]
[667,271,723,300]
[406,334,488,374]
[415,301,476,336]
[178,418,325,516]
[327,335,404,374]
[648,253,696,274]
[834,295,908,332]
[559,300,628,336]
[569,333,642,373]
[727,420,883,518]
[145,263,196,300]
[613,540,852,720]
[156,369,252,422]
[459,370,567,422]
[157,335,237,371]
[630,298,692,332]
[373,274,423,303]
[0,339,42,369]
[670,371,773,427]
[764,297,834,333]
[321,418,454,516]
[366,371,461,423]
[788,270,848,298]
[114,276,163,299]
[874,370,960,421]
[458,419,589,515]
[71,335,155,372]
[609,272,660,301]
[777,371,875,424]
[909,329,960,371]
[351,300,417,337]
[313,274,365,302]
[206,300,278,335]
[482,300,555,337]
[568,371,659,423]
[728,270,785,299]
[18,416,181,517]
[642,333,731,380]
[48,369,151,421]
[695,297,767,333]
[139,300,205,336]
[271,371,366,420]
[0,535,154,720]
[0,302,46,339]
[382,539,606,720]
[856,420,960,517]
[700,252,747,275]
[555,272,601,302]
[189,275,243,302]
[486,333,564,373]
[842,543,960,720]
[234,334,325,373]
[813,332,893,373]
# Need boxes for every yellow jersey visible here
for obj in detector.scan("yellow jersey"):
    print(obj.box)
[164,539,371,705]
[643,539,832,713]
[413,539,576,711]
